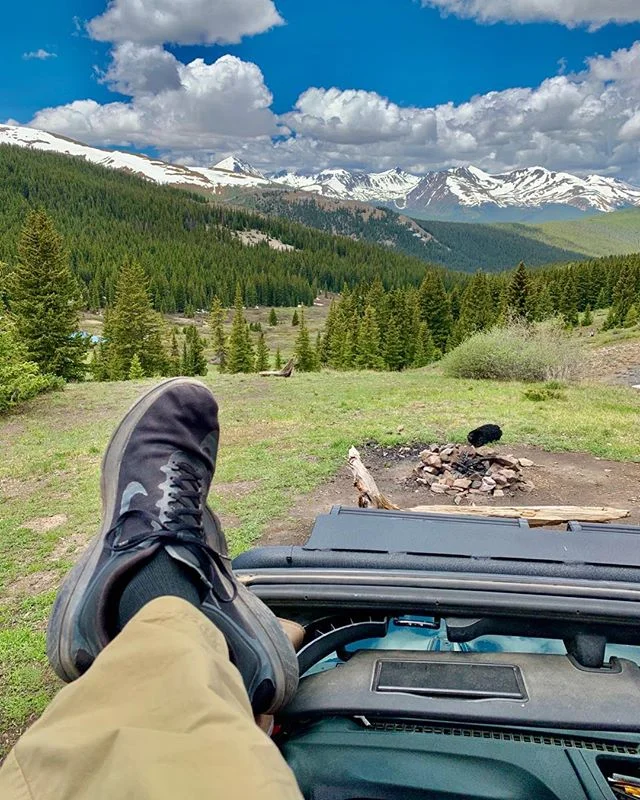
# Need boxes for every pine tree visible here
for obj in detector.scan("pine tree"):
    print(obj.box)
[507,262,533,321]
[209,296,227,372]
[291,309,300,326]
[255,332,270,371]
[268,308,278,326]
[183,325,207,376]
[412,323,439,367]
[275,347,283,370]
[624,304,639,328]
[581,305,594,327]
[227,287,255,373]
[355,306,384,369]
[384,313,405,371]
[417,273,453,352]
[606,266,639,329]
[102,260,167,380]
[128,353,145,380]
[560,272,579,328]
[454,272,495,341]
[9,209,86,381]
[536,285,555,320]
[294,309,318,371]
[168,330,181,376]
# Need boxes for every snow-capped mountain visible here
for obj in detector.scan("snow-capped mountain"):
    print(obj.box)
[2,124,640,219]
[0,125,270,192]
[272,163,640,215]
[271,166,421,203]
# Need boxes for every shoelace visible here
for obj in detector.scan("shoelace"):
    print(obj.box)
[108,511,237,603]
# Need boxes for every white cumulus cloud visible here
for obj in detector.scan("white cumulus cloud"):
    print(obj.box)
[88,0,284,45]
[23,49,57,60]
[30,54,280,151]
[420,0,640,29]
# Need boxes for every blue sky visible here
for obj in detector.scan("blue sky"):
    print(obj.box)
[3,0,640,179]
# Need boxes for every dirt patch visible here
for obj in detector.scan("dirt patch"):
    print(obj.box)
[50,530,91,561]
[212,480,262,499]
[589,340,640,386]
[259,443,640,546]
[6,570,58,599]
[22,514,68,533]
[0,476,42,502]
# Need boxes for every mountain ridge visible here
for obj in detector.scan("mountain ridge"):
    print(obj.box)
[2,124,640,221]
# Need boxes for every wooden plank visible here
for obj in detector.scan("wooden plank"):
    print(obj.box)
[348,446,400,510]
[407,505,630,527]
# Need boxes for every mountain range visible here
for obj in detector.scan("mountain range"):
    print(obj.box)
[2,124,640,222]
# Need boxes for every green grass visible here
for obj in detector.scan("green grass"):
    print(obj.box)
[1,368,640,755]
[497,208,640,259]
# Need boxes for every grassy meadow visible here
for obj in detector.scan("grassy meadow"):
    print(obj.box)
[2,364,640,754]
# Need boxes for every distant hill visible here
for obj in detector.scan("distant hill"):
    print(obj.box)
[498,208,640,259]
[0,144,459,313]
[227,187,587,271]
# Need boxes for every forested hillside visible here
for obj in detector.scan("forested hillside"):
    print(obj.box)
[224,188,586,271]
[499,208,640,259]
[0,145,456,312]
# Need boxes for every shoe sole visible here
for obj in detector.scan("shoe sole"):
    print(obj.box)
[47,379,299,712]
[47,378,207,682]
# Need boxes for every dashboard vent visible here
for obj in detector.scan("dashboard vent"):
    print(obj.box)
[366,721,639,755]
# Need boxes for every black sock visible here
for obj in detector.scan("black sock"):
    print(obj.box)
[118,549,201,629]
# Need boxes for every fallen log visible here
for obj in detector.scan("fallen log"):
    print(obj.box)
[407,504,630,527]
[348,446,399,510]
[260,357,296,378]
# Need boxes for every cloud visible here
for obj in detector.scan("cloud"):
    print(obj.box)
[420,0,640,29]
[257,41,640,181]
[23,49,56,60]
[285,87,437,145]
[29,54,280,150]
[88,0,284,45]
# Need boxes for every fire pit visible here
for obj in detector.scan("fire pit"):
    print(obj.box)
[413,443,535,501]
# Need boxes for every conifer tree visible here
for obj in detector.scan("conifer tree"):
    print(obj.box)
[560,272,579,328]
[255,332,270,371]
[294,309,318,371]
[507,261,533,321]
[413,323,439,367]
[269,308,278,326]
[275,348,283,370]
[454,272,495,340]
[209,296,227,372]
[102,259,167,380]
[384,313,405,371]
[581,305,594,327]
[9,209,86,380]
[168,330,181,376]
[292,309,300,326]
[417,273,453,352]
[227,287,256,373]
[605,266,638,329]
[183,325,207,376]
[341,328,355,370]
[536,285,555,320]
[596,286,609,310]
[624,304,639,328]
[355,306,384,369]
[128,353,145,380]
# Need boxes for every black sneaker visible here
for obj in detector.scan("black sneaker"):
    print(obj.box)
[47,378,298,714]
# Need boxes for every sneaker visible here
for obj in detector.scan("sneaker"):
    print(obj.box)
[47,378,298,714]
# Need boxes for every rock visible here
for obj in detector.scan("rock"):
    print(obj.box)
[518,482,535,493]
[454,494,462,506]
[518,457,535,467]
[500,469,519,481]
[397,425,405,433]
[479,483,494,493]
[416,477,430,486]
[431,483,447,494]
[471,480,482,489]
[430,443,440,453]
[423,466,438,474]
[493,488,505,498]
[468,488,483,495]
[492,454,519,468]
[425,454,443,469]
[453,478,472,489]
[492,473,509,486]
[420,449,432,463]
[482,476,497,487]
[444,476,456,487]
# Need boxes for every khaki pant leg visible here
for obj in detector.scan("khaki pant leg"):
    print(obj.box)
[0,597,303,800]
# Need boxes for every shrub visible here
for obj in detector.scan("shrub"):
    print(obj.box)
[0,313,62,413]
[523,384,567,402]
[441,321,582,383]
